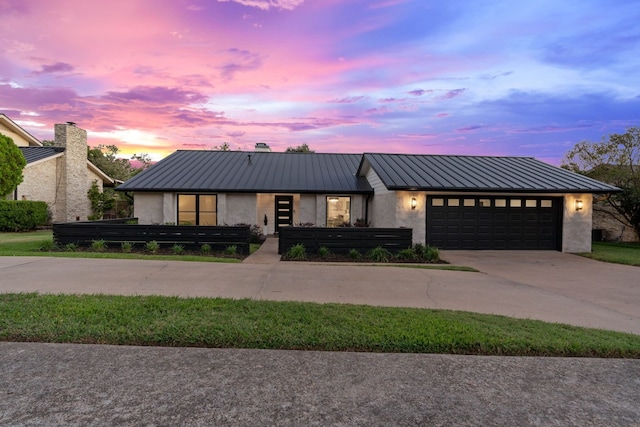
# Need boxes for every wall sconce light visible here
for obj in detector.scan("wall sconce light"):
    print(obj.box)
[411,197,417,210]
[575,200,583,211]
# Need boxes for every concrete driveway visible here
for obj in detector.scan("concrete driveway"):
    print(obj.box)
[0,249,639,334]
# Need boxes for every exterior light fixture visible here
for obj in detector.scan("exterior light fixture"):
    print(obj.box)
[328,197,339,203]
[411,197,417,210]
[575,200,583,211]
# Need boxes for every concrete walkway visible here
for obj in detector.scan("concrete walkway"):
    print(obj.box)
[1,342,638,426]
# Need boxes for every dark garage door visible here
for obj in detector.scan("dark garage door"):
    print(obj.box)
[427,196,562,250]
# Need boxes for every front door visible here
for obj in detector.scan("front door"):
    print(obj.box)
[275,195,294,233]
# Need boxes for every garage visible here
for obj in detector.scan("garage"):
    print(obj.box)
[427,195,562,250]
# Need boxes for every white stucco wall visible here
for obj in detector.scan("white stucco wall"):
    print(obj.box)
[225,193,257,225]
[133,193,165,224]
[562,193,593,253]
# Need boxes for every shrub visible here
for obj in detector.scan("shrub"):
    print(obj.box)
[121,242,133,253]
[413,243,425,255]
[225,245,237,255]
[396,247,418,261]
[39,239,56,252]
[91,239,108,252]
[348,249,361,260]
[367,246,392,263]
[0,200,49,231]
[285,243,306,260]
[64,243,78,252]
[318,246,331,258]
[423,245,441,262]
[200,243,212,254]
[145,240,160,254]
[233,223,263,243]
[171,244,185,255]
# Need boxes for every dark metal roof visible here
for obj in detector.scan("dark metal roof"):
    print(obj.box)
[20,146,65,164]
[117,150,373,194]
[360,153,621,193]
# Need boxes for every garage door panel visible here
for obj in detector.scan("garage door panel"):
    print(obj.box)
[427,196,561,250]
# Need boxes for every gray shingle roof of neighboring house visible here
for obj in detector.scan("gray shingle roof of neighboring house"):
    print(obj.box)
[117,150,373,194]
[20,146,65,164]
[359,153,621,193]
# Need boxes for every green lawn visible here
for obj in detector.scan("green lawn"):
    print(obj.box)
[1,293,638,357]
[580,242,640,267]
[0,230,241,262]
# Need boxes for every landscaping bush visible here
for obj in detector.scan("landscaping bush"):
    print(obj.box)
[367,246,392,263]
[90,239,108,252]
[225,245,237,255]
[121,242,133,253]
[39,239,56,252]
[170,244,185,255]
[64,243,78,252]
[422,245,440,262]
[348,249,361,260]
[318,246,331,259]
[285,243,307,260]
[233,223,263,243]
[396,247,418,261]
[0,200,49,231]
[200,243,211,254]
[145,240,160,254]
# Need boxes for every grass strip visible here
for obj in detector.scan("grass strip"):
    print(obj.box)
[579,242,640,267]
[1,293,638,358]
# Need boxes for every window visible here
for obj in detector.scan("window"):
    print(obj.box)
[541,200,552,208]
[432,198,444,207]
[510,199,522,208]
[447,198,460,207]
[495,199,506,207]
[463,199,475,207]
[326,196,350,227]
[178,194,217,225]
[526,199,537,208]
[479,199,491,207]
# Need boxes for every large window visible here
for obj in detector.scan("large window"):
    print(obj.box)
[326,196,351,227]
[178,194,217,225]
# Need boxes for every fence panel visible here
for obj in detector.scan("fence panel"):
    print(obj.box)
[278,227,412,255]
[53,221,251,254]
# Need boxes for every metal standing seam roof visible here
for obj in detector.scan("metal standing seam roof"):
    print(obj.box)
[359,153,621,193]
[116,150,373,194]
[19,146,65,164]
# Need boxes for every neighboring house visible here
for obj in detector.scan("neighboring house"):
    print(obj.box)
[117,149,619,253]
[1,114,115,222]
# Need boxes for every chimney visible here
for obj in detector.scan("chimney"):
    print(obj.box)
[54,122,89,222]
[254,142,271,152]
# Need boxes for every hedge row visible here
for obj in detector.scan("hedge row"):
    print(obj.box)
[0,200,49,231]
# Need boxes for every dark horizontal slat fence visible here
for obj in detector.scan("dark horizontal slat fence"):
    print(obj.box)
[278,227,412,255]
[53,221,250,254]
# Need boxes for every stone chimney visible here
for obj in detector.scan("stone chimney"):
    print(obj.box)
[54,122,89,222]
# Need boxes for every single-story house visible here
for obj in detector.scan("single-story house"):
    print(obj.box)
[116,149,620,253]
[1,114,115,222]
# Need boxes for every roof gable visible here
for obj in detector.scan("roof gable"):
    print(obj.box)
[0,114,43,147]
[359,153,621,193]
[117,151,373,194]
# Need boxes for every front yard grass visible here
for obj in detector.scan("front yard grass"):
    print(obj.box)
[0,231,243,263]
[580,242,640,267]
[1,293,638,357]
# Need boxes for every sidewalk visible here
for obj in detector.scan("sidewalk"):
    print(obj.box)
[1,342,638,426]
[242,236,281,264]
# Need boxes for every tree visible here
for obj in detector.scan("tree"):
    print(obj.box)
[88,144,141,181]
[285,143,314,153]
[562,126,640,240]
[212,142,231,151]
[0,133,27,197]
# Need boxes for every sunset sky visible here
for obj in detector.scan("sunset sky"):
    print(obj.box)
[1,0,639,164]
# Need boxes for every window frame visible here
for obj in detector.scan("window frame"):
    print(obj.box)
[326,196,351,227]
[177,194,218,226]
